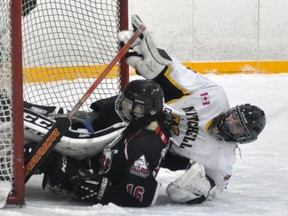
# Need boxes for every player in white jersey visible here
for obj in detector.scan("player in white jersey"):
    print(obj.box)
[119,15,266,204]
[21,14,266,205]
[159,61,236,202]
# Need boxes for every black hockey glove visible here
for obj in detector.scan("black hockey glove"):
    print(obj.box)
[70,169,113,204]
[71,111,97,133]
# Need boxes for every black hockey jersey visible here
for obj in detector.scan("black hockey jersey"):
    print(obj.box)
[92,123,170,207]
[22,100,170,207]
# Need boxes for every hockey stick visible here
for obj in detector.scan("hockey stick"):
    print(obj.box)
[24,24,146,183]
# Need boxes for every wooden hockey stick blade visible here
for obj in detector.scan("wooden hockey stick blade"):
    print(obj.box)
[24,24,146,183]
[24,117,70,183]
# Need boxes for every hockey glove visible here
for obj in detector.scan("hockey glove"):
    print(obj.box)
[118,15,172,79]
[166,161,216,204]
[70,168,112,204]
[71,111,98,133]
[40,154,88,197]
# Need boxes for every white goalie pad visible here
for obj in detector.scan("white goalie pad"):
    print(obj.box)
[57,123,126,159]
[24,108,126,159]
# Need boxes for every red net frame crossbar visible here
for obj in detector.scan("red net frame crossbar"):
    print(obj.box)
[5,0,129,206]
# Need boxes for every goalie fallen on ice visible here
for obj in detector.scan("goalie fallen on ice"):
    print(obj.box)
[23,79,171,207]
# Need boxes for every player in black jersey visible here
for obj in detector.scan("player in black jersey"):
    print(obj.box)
[25,79,170,207]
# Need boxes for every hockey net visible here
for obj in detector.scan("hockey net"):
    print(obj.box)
[1,0,128,206]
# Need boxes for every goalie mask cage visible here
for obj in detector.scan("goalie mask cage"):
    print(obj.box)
[1,0,128,206]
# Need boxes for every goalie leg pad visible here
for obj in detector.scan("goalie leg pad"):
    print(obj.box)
[166,161,215,204]
[23,107,126,159]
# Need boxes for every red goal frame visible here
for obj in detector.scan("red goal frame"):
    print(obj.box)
[7,0,129,206]
[7,0,25,205]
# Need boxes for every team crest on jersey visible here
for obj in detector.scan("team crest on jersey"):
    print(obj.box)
[130,155,149,178]
[200,92,210,105]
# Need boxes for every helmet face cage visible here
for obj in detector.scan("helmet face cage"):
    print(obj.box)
[115,93,133,122]
[224,106,255,143]
[115,80,164,123]
[220,104,266,144]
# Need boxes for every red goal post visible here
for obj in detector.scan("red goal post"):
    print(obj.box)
[1,0,129,206]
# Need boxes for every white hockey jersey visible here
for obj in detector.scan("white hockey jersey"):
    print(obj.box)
[162,59,237,196]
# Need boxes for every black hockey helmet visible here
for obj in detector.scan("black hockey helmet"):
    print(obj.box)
[217,104,266,144]
[115,79,164,123]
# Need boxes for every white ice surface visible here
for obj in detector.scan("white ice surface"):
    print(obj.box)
[2,74,288,216]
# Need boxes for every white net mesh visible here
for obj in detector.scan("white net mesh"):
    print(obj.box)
[22,0,123,111]
[0,0,13,183]
[1,0,126,203]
